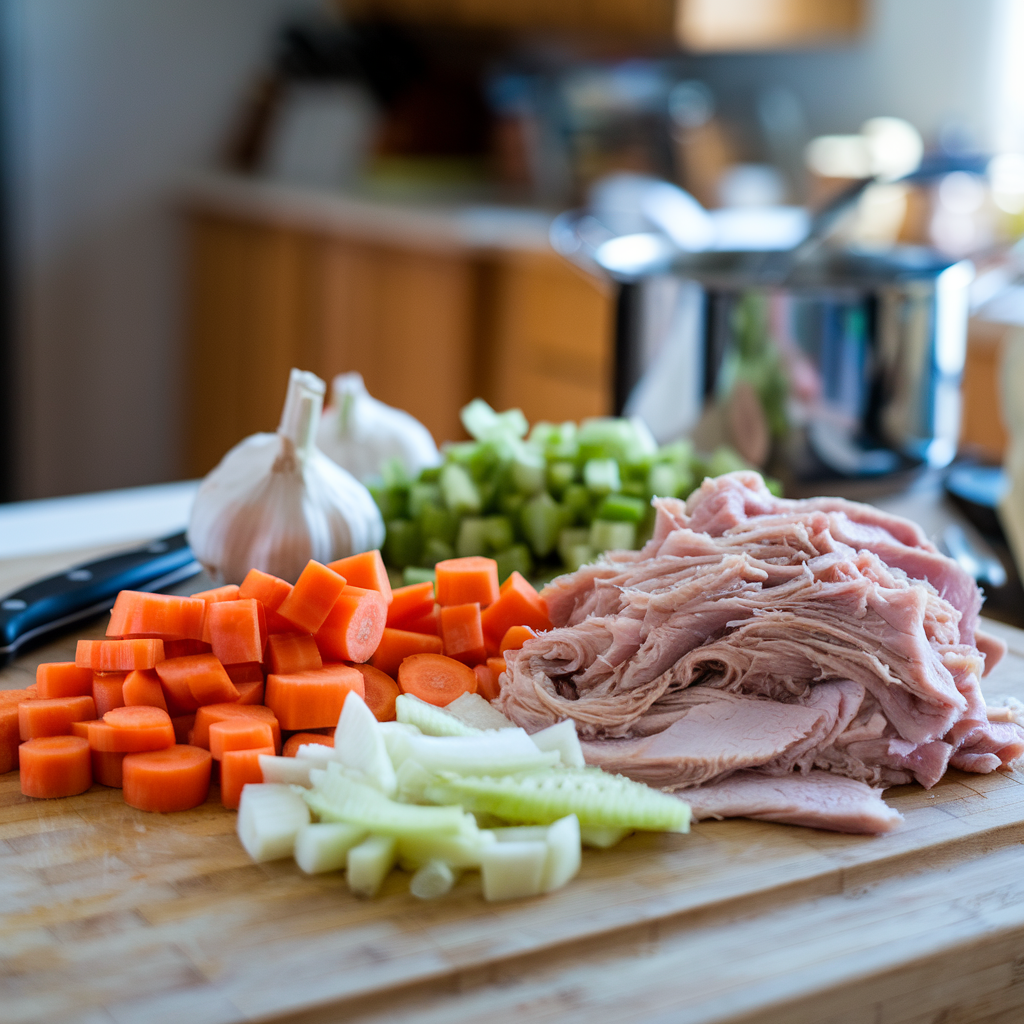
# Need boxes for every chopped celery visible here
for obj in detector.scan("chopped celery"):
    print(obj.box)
[422,538,454,566]
[529,720,585,768]
[620,481,647,499]
[380,457,411,488]
[580,824,632,849]
[558,527,590,566]
[237,784,311,863]
[461,398,528,442]
[334,692,396,797]
[402,566,436,586]
[546,460,576,496]
[708,445,750,477]
[347,835,397,897]
[384,519,421,568]
[589,519,636,552]
[482,515,514,551]
[561,483,592,525]
[511,447,546,495]
[396,694,482,737]
[563,543,594,572]
[655,438,694,467]
[424,767,691,831]
[494,543,533,582]
[408,481,442,517]
[647,462,681,499]
[456,517,489,558]
[404,731,560,776]
[480,839,547,901]
[498,491,526,520]
[398,826,496,870]
[444,692,514,731]
[294,822,367,874]
[419,503,458,544]
[369,484,407,523]
[440,463,482,515]
[583,457,621,495]
[765,475,784,497]
[594,493,647,523]
[409,860,460,899]
[521,491,564,558]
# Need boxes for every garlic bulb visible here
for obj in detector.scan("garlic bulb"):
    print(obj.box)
[187,368,385,584]
[316,372,441,483]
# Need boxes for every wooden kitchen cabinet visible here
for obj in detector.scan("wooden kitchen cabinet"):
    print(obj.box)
[182,176,613,477]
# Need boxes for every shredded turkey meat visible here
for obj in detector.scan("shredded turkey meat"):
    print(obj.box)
[496,472,1023,833]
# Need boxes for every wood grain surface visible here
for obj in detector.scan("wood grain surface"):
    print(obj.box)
[3,579,1024,1023]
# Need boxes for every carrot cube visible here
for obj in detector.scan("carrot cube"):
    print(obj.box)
[209,719,275,760]
[206,599,264,665]
[122,745,212,812]
[233,680,265,705]
[480,572,552,645]
[107,591,206,640]
[92,673,127,716]
[328,550,392,604]
[35,663,93,699]
[264,664,364,731]
[190,584,240,603]
[89,706,175,753]
[220,746,275,810]
[371,628,443,679]
[20,736,92,798]
[315,586,387,664]
[386,581,435,628]
[225,662,264,685]
[402,605,440,636]
[498,625,538,655]
[155,654,238,708]
[440,603,487,666]
[473,663,499,701]
[486,656,507,677]
[76,639,165,672]
[192,703,281,752]
[122,669,168,713]
[238,568,292,610]
[19,695,97,740]
[266,634,322,675]
[163,639,212,659]
[277,561,348,633]
[434,556,499,608]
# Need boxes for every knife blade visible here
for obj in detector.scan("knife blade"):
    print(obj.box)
[0,532,202,666]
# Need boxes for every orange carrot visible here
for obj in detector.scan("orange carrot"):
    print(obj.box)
[238,568,294,633]
[163,639,212,659]
[264,664,364,731]
[328,550,392,605]
[439,603,487,666]
[192,703,281,752]
[282,732,334,757]
[155,654,239,708]
[220,746,275,809]
[92,673,127,716]
[19,695,97,740]
[398,653,476,706]
[208,718,275,760]
[35,662,93,699]
[315,586,387,664]
[0,705,20,773]
[122,669,169,713]
[386,581,435,628]
[225,662,264,685]
[265,634,322,675]
[233,680,265,705]
[371,628,443,679]
[277,561,348,633]
[480,572,552,645]
[20,736,92,798]
[0,687,35,705]
[107,592,206,640]
[499,625,538,655]
[435,556,499,608]
[91,749,126,787]
[473,663,499,701]
[349,664,400,722]
[89,706,175,753]
[76,639,165,672]
[486,656,507,677]
[170,714,195,744]
[70,719,96,739]
[403,605,440,636]
[205,598,264,665]
[122,745,212,812]
[190,584,240,603]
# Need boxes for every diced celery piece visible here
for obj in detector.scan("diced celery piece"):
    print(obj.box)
[409,860,460,899]
[237,784,311,863]
[443,440,478,464]
[580,824,632,849]
[765,475,784,497]
[563,543,594,572]
[399,827,496,870]
[294,822,367,874]
[708,445,749,477]
[385,519,421,569]
[529,720,585,768]
[334,692,396,797]
[620,481,647,499]
[419,465,442,483]
[482,515,514,552]
[589,519,636,552]
[499,491,525,519]
[511,447,546,495]
[369,484,407,523]
[541,814,581,893]
[422,538,454,566]
[402,566,436,586]
[347,835,397,897]
[444,692,515,731]
[380,457,411,488]
[408,481,442,517]
[531,420,578,459]
[546,460,576,496]
[521,491,564,558]
[558,527,590,566]
[578,416,654,463]
[424,767,690,831]
[583,458,621,495]
[404,730,560,776]
[461,399,528,442]
[647,462,681,499]
[594,493,647,523]
[467,441,503,482]
[494,543,533,583]
[655,438,694,468]
[480,839,547,900]
[456,517,489,558]
[419,503,458,545]
[561,484,592,525]
[527,421,558,448]
[396,694,482,737]
[440,462,482,515]
[259,754,315,788]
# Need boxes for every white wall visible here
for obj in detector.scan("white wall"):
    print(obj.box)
[5,0,317,500]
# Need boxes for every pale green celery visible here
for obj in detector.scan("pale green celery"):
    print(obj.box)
[380,456,411,488]
[482,515,514,551]
[647,462,681,499]
[481,840,547,901]
[440,462,482,515]
[294,822,367,874]
[461,399,529,443]
[237,784,311,863]
[443,692,514,731]
[521,491,564,557]
[409,860,460,899]
[529,719,585,768]
[589,519,636,552]
[408,481,442,517]
[422,538,454,566]
[583,458,621,495]
[708,446,750,477]
[402,566,436,586]
[405,731,560,776]
[347,835,397,897]
[546,460,576,496]
[424,768,691,831]
[442,440,478,463]
[456,517,489,558]
[494,544,533,583]
[511,446,546,495]
[258,754,314,788]
[334,692,396,797]
[557,526,590,566]
[541,814,581,893]
[594,493,647,523]
[305,763,468,837]
[396,694,482,737]
[655,438,693,467]
[578,416,654,464]
[579,824,632,849]
[561,484,591,525]
[419,502,458,543]
[563,543,595,572]
[397,826,496,869]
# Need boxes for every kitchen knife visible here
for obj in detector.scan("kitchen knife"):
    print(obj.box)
[0,532,202,666]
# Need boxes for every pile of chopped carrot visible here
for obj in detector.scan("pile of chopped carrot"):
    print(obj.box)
[2,551,551,812]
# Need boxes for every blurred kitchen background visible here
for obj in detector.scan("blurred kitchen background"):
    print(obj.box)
[3,0,1024,587]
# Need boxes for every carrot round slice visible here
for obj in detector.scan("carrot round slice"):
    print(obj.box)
[89,706,175,753]
[36,663,94,699]
[92,749,126,788]
[191,703,281,751]
[397,653,476,707]
[208,719,275,760]
[19,695,97,740]
[122,745,212,812]
[20,735,92,798]
[434,556,499,608]
[371,628,443,679]
[350,664,400,722]
[76,639,165,672]
[107,592,206,641]
[314,586,387,664]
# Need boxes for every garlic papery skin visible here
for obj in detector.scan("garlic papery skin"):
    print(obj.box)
[187,368,385,584]
[316,372,441,483]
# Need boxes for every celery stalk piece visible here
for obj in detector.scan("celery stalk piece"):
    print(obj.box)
[557,527,590,566]
[529,720,585,768]
[594,493,647,523]
[481,840,547,901]
[369,485,407,523]
[460,398,501,441]
[334,692,397,797]
[396,694,482,737]
[494,543,533,583]
[583,458,621,495]
[546,460,576,497]
[294,822,367,874]
[561,484,592,525]
[708,446,750,477]
[580,825,633,849]
[424,768,691,831]
[440,463,482,515]
[384,519,421,569]
[397,826,496,869]
[444,692,515,731]
[541,814,581,893]
[482,515,514,552]
[347,835,398,898]
[405,731,560,776]
[564,543,595,573]
[258,754,315,788]
[456,517,489,558]
[402,566,436,586]
[511,446,546,495]
[647,462,681,499]
[422,538,454,566]
[589,519,636,553]
[237,784,311,863]
[521,491,564,557]
[305,762,469,837]
[419,503,459,544]
[410,860,460,900]
[408,481,442,518]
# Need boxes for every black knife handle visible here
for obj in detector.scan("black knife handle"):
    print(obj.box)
[0,532,202,665]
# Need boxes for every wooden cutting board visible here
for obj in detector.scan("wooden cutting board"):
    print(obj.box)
[3,589,1024,1024]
